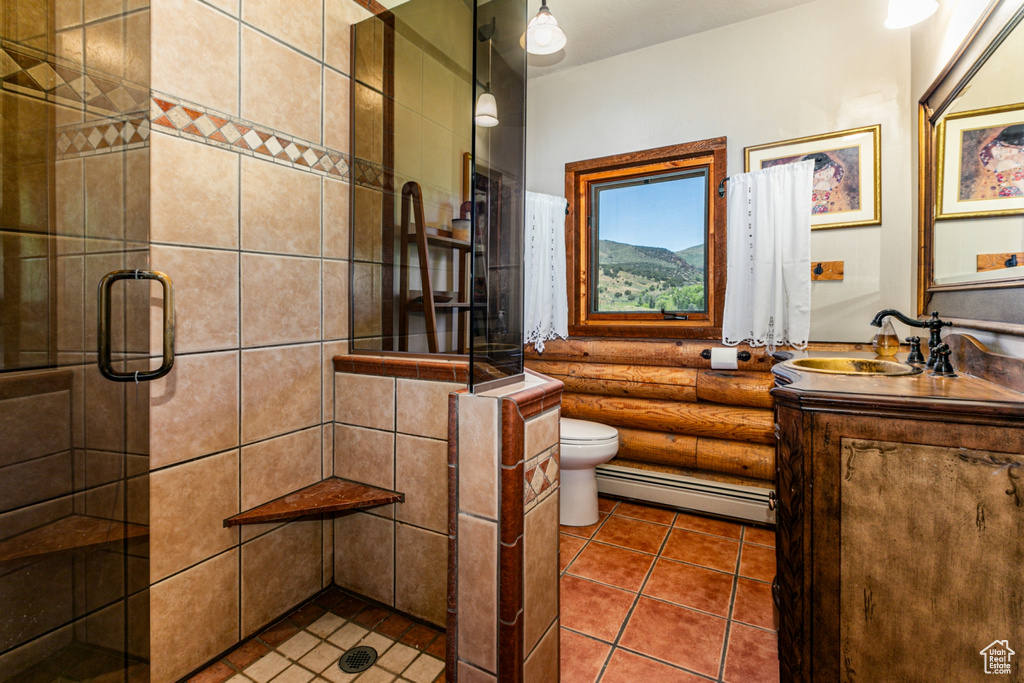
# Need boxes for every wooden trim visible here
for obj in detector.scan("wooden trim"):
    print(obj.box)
[564,138,728,338]
[334,354,469,382]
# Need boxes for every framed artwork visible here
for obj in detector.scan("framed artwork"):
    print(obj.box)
[936,102,1024,220]
[744,124,882,230]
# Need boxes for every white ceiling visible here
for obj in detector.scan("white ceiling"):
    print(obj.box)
[526,0,818,78]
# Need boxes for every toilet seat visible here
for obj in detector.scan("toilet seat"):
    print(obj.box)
[560,417,617,445]
[559,418,620,526]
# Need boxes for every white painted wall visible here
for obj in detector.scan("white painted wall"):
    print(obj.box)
[526,0,917,343]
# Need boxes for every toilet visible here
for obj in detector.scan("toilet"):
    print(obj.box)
[559,417,620,526]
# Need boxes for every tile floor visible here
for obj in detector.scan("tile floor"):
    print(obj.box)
[187,588,446,683]
[559,496,779,683]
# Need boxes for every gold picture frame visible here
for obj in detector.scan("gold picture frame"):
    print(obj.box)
[744,124,882,230]
[935,102,1024,220]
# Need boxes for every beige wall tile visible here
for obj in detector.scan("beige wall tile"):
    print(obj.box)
[322,423,333,478]
[525,408,559,461]
[324,0,370,72]
[396,379,461,440]
[240,157,321,256]
[395,523,446,626]
[334,424,393,490]
[204,0,238,15]
[84,363,124,452]
[241,27,321,143]
[394,34,422,112]
[150,245,238,354]
[151,133,239,249]
[458,513,497,672]
[55,159,83,238]
[323,67,350,153]
[0,452,72,515]
[240,427,321,510]
[421,120,452,191]
[125,10,150,86]
[395,434,446,534]
[322,340,347,422]
[334,512,394,605]
[352,16,383,90]
[352,185,382,262]
[421,54,454,130]
[322,178,350,260]
[322,517,334,589]
[323,260,349,341]
[84,0,122,23]
[150,450,239,582]
[0,390,70,467]
[351,264,382,339]
[353,82,382,164]
[457,662,497,683]
[241,343,320,444]
[241,520,322,636]
[457,394,498,520]
[241,253,321,347]
[152,0,239,115]
[243,0,323,58]
[523,491,559,656]
[523,619,558,683]
[150,351,239,469]
[334,373,394,430]
[125,147,149,244]
[394,104,422,180]
[85,16,124,79]
[150,550,239,683]
[84,152,123,242]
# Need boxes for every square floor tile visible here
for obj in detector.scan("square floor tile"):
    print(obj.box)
[244,651,290,683]
[298,642,343,673]
[619,597,726,678]
[278,630,321,660]
[327,623,368,650]
[560,575,636,642]
[661,528,740,572]
[260,620,300,647]
[376,642,418,673]
[225,639,270,669]
[723,623,779,683]
[566,541,655,592]
[613,501,675,525]
[560,534,587,572]
[560,628,611,683]
[674,512,743,539]
[642,558,734,617]
[601,648,706,683]
[358,631,395,656]
[739,542,776,582]
[597,497,618,513]
[273,664,315,683]
[188,661,233,683]
[560,512,608,539]
[402,653,445,683]
[399,623,441,650]
[744,525,776,547]
[592,516,669,555]
[732,577,775,629]
[374,613,413,639]
[307,612,345,639]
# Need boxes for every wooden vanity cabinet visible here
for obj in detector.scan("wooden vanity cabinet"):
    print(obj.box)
[772,376,1024,682]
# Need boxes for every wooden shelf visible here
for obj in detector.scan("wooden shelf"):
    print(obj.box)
[223,477,404,527]
[0,515,148,566]
[407,232,472,249]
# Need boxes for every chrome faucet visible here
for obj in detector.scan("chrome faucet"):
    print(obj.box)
[870,310,952,368]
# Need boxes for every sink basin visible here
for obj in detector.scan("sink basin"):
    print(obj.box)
[784,357,919,376]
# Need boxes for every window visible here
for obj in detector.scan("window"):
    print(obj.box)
[565,138,727,338]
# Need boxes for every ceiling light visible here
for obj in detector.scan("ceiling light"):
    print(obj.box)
[526,0,566,55]
[475,90,499,127]
[884,0,939,29]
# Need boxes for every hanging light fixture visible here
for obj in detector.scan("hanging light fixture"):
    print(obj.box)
[526,0,567,55]
[476,20,499,127]
[884,0,938,29]
[475,88,499,127]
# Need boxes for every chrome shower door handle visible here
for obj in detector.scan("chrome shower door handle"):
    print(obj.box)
[97,270,175,382]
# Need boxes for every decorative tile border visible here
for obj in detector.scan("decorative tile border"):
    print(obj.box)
[353,157,387,190]
[150,93,351,181]
[56,115,151,159]
[1,41,148,116]
[524,445,559,512]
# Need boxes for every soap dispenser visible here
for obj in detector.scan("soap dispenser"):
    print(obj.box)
[872,318,900,356]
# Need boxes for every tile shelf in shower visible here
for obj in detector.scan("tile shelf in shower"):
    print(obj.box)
[0,515,149,566]
[223,477,404,527]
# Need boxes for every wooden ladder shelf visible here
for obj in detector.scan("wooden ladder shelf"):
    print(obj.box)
[398,181,472,353]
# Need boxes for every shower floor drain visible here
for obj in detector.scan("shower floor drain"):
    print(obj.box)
[338,645,378,674]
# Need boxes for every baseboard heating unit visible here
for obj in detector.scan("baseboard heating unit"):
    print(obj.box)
[596,464,776,526]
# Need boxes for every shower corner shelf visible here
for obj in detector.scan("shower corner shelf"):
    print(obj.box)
[223,477,404,527]
[0,515,149,567]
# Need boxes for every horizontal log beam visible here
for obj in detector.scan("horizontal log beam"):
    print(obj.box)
[696,370,774,408]
[614,427,775,480]
[527,361,698,401]
[562,393,774,445]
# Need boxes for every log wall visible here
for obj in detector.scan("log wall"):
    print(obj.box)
[526,338,869,485]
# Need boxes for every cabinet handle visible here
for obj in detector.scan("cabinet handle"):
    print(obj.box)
[98,270,175,382]
[768,490,778,511]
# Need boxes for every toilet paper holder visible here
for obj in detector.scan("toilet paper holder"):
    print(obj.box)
[701,349,751,361]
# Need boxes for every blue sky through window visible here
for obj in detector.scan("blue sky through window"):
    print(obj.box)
[597,174,706,252]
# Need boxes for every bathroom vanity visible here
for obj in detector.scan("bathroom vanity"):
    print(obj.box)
[770,335,1024,682]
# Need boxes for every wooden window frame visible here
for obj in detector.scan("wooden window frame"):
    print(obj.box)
[565,137,728,338]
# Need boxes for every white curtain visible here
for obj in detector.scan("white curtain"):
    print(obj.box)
[722,160,813,350]
[524,191,568,353]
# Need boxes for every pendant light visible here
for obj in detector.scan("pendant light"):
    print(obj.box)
[526,0,566,55]
[884,0,938,29]
[476,19,499,127]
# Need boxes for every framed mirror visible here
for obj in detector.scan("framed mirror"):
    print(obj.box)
[920,0,1024,333]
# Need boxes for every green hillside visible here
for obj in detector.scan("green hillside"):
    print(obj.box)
[596,239,706,313]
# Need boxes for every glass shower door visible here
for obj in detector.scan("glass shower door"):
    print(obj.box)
[0,1,151,680]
